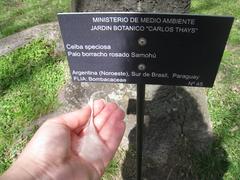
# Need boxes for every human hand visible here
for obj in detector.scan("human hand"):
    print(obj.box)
[1,100,125,180]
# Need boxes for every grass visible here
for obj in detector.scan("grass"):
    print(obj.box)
[191,0,240,45]
[191,0,240,179]
[0,0,70,39]
[0,0,70,173]
[0,39,66,173]
[103,150,124,180]
[0,39,55,92]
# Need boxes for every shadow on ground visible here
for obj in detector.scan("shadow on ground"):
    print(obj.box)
[122,86,229,180]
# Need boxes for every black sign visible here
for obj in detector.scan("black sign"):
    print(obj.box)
[58,13,233,87]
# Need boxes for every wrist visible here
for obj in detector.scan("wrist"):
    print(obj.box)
[1,157,49,180]
[1,156,100,180]
[47,160,100,180]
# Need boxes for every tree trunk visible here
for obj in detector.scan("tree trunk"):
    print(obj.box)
[71,0,81,12]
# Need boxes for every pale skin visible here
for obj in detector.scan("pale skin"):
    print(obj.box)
[1,99,125,180]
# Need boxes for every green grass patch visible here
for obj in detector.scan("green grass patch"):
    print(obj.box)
[103,158,121,179]
[0,39,55,92]
[0,0,70,38]
[0,39,66,173]
[102,149,126,179]
[191,0,240,179]
[206,51,240,179]
[191,0,240,45]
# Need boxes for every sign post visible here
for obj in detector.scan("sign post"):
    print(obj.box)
[136,83,145,179]
[58,12,233,179]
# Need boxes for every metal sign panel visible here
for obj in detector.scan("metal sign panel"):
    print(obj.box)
[58,12,233,87]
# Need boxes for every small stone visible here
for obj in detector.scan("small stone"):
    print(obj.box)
[230,126,239,132]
